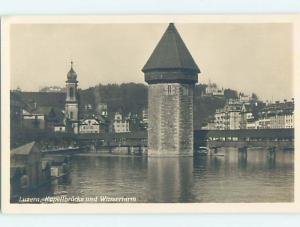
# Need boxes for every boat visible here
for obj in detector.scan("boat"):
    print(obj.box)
[195,147,209,155]
[209,147,225,156]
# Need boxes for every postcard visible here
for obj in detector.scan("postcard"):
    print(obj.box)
[1,15,300,213]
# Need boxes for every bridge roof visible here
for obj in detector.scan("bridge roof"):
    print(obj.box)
[196,129,294,139]
[77,131,147,140]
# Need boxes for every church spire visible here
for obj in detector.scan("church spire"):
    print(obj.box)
[67,60,77,82]
[65,60,79,133]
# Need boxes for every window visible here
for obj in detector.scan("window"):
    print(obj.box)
[70,112,73,119]
[167,85,172,95]
[182,86,189,96]
[70,87,75,98]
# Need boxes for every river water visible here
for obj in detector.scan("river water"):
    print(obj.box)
[33,147,294,203]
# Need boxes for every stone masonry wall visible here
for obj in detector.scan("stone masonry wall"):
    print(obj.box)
[148,83,194,156]
[178,84,194,154]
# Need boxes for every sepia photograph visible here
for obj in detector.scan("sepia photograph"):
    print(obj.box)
[1,15,299,213]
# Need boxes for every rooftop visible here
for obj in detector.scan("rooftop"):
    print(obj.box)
[142,23,200,73]
[11,141,38,156]
[67,61,78,83]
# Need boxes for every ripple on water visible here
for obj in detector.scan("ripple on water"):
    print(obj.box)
[41,149,294,203]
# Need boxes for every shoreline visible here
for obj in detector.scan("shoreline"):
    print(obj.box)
[74,153,146,158]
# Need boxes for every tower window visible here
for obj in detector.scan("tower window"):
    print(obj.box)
[167,85,172,95]
[70,112,73,119]
[183,86,189,96]
[70,87,75,98]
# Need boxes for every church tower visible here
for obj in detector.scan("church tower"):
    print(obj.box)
[142,23,200,156]
[65,61,79,133]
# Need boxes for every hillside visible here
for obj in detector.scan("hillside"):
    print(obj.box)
[15,83,231,129]
[79,83,226,129]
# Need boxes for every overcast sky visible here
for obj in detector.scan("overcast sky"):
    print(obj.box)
[10,23,293,101]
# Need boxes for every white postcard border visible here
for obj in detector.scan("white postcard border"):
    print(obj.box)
[1,15,300,213]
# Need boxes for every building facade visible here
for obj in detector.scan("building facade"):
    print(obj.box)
[142,23,200,156]
[22,110,46,130]
[79,119,100,134]
[228,110,242,130]
[259,100,294,129]
[54,125,66,132]
[257,117,271,129]
[96,103,108,117]
[214,109,225,130]
[112,112,130,133]
[205,81,224,96]
[214,103,242,130]
[270,114,294,129]
[284,114,294,128]
[246,120,258,129]
[213,99,294,130]
[142,109,148,125]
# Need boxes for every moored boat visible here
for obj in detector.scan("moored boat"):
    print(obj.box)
[209,147,225,156]
[195,146,209,156]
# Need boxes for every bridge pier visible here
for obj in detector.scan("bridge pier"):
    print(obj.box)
[127,146,130,155]
[268,146,276,159]
[238,146,248,160]
[210,147,219,156]
[138,146,142,155]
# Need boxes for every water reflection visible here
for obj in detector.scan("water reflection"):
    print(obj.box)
[192,148,294,202]
[67,156,148,200]
[18,148,294,203]
[147,157,194,202]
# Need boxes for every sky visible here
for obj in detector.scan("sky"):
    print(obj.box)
[10,23,293,101]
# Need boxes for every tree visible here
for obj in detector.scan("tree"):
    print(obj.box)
[251,93,259,101]
[224,89,238,99]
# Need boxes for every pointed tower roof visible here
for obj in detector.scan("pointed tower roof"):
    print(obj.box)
[142,23,200,73]
[67,61,78,83]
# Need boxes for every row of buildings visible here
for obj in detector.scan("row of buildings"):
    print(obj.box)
[204,80,253,101]
[11,62,149,135]
[203,98,294,130]
[13,63,293,134]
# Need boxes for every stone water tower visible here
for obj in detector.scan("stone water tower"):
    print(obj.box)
[142,23,200,156]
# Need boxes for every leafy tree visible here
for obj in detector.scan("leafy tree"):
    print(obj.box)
[251,93,259,101]
[224,89,238,99]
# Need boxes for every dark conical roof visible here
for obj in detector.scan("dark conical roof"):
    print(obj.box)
[142,23,200,73]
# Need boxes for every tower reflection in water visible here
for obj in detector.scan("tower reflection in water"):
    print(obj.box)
[147,157,195,203]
